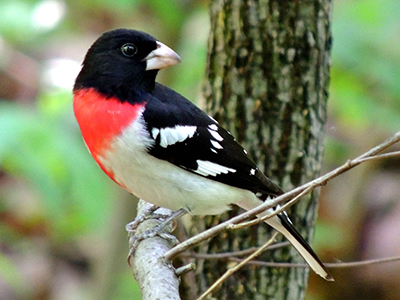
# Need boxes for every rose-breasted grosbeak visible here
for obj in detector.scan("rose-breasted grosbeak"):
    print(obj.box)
[73,29,333,281]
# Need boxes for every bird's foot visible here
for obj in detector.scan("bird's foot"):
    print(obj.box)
[125,204,161,234]
[127,208,187,260]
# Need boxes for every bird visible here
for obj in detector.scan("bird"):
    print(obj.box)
[73,28,333,281]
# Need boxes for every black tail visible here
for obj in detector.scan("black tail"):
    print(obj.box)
[270,212,334,281]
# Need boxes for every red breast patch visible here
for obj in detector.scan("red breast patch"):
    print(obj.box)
[73,88,143,182]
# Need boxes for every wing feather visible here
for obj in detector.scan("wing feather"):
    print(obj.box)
[143,83,283,197]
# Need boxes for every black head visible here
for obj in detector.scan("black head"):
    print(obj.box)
[74,29,180,100]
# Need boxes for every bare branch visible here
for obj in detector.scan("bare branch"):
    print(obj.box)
[129,200,181,300]
[229,185,314,230]
[180,242,291,259]
[357,150,400,163]
[131,131,400,297]
[164,131,400,261]
[196,232,279,300]
[229,256,400,269]
[324,256,400,268]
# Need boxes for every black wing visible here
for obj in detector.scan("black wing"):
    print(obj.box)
[143,83,283,197]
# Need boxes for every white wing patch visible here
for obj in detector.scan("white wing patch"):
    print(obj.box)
[195,160,236,177]
[208,124,224,152]
[210,140,223,149]
[208,128,223,141]
[151,128,160,140]
[153,125,197,148]
[208,124,218,131]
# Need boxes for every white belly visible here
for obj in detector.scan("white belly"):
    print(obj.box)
[97,115,254,215]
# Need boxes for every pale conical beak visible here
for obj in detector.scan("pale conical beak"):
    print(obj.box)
[144,41,181,71]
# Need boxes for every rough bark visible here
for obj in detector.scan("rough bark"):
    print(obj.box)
[182,0,332,299]
[130,200,181,300]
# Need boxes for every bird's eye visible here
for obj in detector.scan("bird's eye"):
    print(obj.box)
[121,43,137,57]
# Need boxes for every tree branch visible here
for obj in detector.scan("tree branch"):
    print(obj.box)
[130,131,400,297]
[128,200,181,300]
[180,242,291,259]
[182,247,400,270]
[164,131,400,261]
[196,232,279,300]
[228,256,400,269]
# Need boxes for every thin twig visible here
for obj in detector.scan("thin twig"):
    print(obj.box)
[164,131,400,261]
[357,150,400,163]
[229,255,400,269]
[180,241,291,259]
[196,232,279,300]
[229,185,314,230]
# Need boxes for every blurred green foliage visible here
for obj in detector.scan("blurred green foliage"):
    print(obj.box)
[0,0,399,299]
[324,0,400,165]
[0,99,113,237]
[329,0,400,132]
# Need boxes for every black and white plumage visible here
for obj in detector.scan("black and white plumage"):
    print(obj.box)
[73,29,333,281]
[143,83,282,197]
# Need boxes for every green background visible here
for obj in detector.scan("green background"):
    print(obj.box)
[0,0,399,299]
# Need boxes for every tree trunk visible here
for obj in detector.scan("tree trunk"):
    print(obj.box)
[182,0,332,299]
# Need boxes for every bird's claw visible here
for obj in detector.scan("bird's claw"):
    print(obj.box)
[130,225,180,248]
[127,227,179,264]
[127,207,186,261]
[125,204,161,233]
